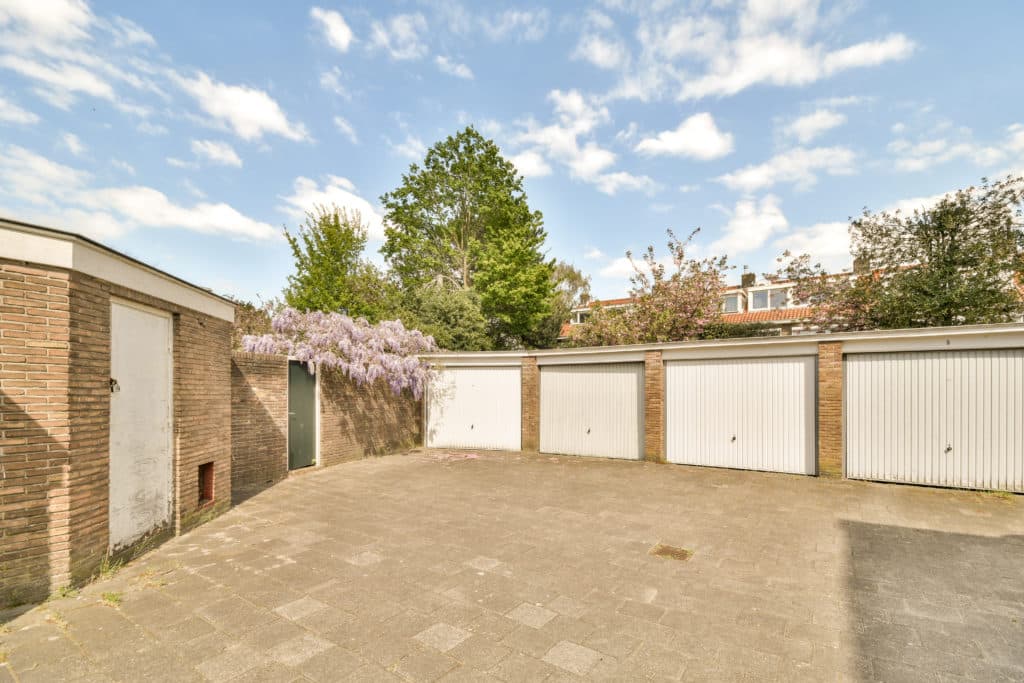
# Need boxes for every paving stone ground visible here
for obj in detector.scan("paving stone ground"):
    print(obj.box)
[2,449,1023,682]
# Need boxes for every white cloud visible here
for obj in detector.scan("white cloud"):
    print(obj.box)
[173,70,309,142]
[190,139,242,167]
[333,116,358,144]
[319,67,349,98]
[634,112,734,160]
[573,34,628,70]
[783,109,846,143]
[679,184,700,193]
[0,95,38,124]
[514,89,655,195]
[278,176,386,241]
[435,55,473,80]
[0,53,114,107]
[310,7,354,52]
[708,195,789,257]
[773,221,851,272]
[509,150,551,178]
[138,121,168,135]
[105,15,155,47]
[480,9,549,42]
[166,157,196,169]
[587,3,913,104]
[387,134,426,160]
[80,186,278,240]
[717,146,856,192]
[0,0,95,41]
[370,14,428,60]
[110,158,134,174]
[888,136,1006,172]
[886,192,950,215]
[0,144,276,241]
[584,247,604,260]
[61,131,85,156]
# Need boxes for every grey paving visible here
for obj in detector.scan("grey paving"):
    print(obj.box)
[2,449,1023,681]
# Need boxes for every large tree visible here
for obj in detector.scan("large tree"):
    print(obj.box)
[380,126,554,347]
[777,175,1024,330]
[283,206,401,322]
[525,261,591,348]
[572,229,729,346]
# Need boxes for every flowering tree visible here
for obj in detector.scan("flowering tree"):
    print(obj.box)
[571,229,729,346]
[242,307,438,398]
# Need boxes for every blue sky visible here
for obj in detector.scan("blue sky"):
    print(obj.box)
[1,1,1022,303]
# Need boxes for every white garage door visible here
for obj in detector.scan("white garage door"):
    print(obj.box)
[846,350,1024,492]
[426,366,521,450]
[665,356,816,474]
[109,300,174,551]
[539,363,644,460]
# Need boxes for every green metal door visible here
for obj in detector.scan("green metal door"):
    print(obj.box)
[288,361,316,470]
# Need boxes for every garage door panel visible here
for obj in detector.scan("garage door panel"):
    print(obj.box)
[540,363,643,460]
[666,356,816,475]
[846,350,1024,492]
[426,366,521,450]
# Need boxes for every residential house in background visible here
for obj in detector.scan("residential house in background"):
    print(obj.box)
[561,270,824,340]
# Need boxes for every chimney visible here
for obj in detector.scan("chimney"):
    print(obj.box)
[740,271,756,288]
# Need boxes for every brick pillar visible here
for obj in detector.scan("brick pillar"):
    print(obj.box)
[521,357,539,451]
[643,351,665,463]
[817,341,843,477]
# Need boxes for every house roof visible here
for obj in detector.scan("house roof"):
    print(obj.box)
[721,306,814,324]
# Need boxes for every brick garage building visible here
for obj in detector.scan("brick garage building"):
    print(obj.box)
[0,218,235,606]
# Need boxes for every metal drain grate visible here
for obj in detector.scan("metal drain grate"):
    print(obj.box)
[649,543,693,561]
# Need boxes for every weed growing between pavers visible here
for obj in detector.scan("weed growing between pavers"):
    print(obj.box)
[648,543,693,561]
[101,592,122,607]
[45,611,68,630]
[95,554,123,581]
[49,586,79,601]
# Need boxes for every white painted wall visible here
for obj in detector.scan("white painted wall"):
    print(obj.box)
[539,363,644,460]
[665,356,816,474]
[426,366,521,450]
[846,349,1024,492]
[108,300,174,550]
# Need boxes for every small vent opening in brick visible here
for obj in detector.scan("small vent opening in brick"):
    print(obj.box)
[649,543,693,561]
[198,462,215,506]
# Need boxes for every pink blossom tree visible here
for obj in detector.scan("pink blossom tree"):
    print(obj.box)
[242,307,438,398]
[571,229,729,346]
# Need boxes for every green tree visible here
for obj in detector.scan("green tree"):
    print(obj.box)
[380,126,554,347]
[283,206,401,322]
[777,175,1024,330]
[524,261,591,348]
[403,287,490,351]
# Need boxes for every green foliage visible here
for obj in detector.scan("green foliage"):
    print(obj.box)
[381,126,554,347]
[284,206,401,322]
[403,287,490,351]
[226,296,275,350]
[525,261,591,348]
[101,591,122,607]
[777,175,1024,330]
[699,321,781,339]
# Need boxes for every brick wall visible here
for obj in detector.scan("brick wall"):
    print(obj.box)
[521,357,539,451]
[817,341,843,477]
[230,353,288,502]
[643,351,665,463]
[0,261,73,605]
[319,367,421,467]
[1,259,233,606]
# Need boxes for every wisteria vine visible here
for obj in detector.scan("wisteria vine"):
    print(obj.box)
[242,308,438,398]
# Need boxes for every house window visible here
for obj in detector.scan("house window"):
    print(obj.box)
[722,294,739,313]
[770,289,788,309]
[751,290,768,309]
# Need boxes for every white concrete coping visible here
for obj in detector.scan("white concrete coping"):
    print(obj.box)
[0,217,235,322]
[422,323,1024,366]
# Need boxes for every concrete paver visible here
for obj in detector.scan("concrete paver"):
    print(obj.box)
[2,448,1023,681]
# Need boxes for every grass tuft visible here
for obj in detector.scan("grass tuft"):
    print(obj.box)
[101,592,122,607]
[45,611,69,630]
